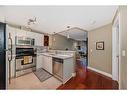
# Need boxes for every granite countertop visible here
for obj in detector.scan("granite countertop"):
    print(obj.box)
[37,52,73,59]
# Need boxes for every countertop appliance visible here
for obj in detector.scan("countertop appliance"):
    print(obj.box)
[15,47,36,77]
[53,57,63,81]
[16,36,35,46]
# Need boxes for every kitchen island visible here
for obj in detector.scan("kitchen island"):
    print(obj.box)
[36,51,75,84]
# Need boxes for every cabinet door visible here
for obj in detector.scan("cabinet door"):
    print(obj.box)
[26,31,33,38]
[41,55,45,69]
[7,26,16,45]
[36,55,43,70]
[41,34,44,46]
[48,57,52,74]
[35,33,43,46]
[44,56,52,74]
[42,55,46,70]
[16,29,27,37]
[34,33,38,46]
[26,31,36,38]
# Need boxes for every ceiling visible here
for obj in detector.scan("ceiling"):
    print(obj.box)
[0,6,118,34]
[58,27,88,41]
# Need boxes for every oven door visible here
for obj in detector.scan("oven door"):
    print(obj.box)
[16,56,34,70]
[15,56,36,77]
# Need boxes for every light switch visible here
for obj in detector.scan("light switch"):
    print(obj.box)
[122,50,126,56]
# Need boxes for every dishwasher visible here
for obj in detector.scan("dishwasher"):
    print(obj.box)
[53,57,63,81]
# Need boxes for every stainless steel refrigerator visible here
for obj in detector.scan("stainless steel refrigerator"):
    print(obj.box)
[0,22,12,89]
[0,22,6,89]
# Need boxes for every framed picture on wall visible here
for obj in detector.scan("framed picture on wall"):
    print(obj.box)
[96,41,104,50]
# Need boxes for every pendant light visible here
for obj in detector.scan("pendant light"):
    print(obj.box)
[67,33,70,38]
[53,32,56,41]
[67,26,70,39]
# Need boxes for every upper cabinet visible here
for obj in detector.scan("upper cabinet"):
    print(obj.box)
[26,31,36,38]
[7,25,44,46]
[15,28,27,37]
[35,33,44,46]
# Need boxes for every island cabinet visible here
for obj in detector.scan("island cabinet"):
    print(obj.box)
[55,57,74,84]
[37,52,75,84]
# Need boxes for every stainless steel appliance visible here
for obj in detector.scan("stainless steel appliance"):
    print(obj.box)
[16,36,35,46]
[0,23,13,89]
[53,57,63,81]
[15,47,36,77]
[0,22,6,89]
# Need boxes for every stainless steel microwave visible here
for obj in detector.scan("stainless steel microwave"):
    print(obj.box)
[16,36,35,46]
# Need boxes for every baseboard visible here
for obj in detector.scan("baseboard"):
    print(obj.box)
[62,72,76,84]
[63,76,72,84]
[88,66,112,78]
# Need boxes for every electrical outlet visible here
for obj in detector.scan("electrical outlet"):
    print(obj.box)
[122,50,126,56]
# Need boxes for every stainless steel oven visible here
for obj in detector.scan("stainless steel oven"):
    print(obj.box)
[16,36,35,46]
[15,47,36,77]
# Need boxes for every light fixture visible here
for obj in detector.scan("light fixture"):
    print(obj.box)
[67,26,70,28]
[67,34,70,39]
[27,17,37,26]
[90,20,96,25]
[66,26,70,39]
[53,32,56,41]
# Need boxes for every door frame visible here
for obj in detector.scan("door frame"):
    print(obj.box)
[112,13,121,89]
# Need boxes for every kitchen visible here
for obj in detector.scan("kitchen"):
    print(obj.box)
[0,22,76,89]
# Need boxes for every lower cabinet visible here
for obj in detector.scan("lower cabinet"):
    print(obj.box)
[36,54,52,74]
[42,55,52,74]
[36,54,43,70]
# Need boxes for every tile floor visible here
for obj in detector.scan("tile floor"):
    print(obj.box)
[8,73,62,90]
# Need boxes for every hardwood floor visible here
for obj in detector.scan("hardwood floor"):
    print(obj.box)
[57,60,118,90]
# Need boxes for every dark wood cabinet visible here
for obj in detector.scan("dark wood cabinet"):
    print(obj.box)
[44,35,49,46]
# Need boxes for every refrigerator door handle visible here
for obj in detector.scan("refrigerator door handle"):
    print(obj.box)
[8,33,13,84]
[8,33,13,61]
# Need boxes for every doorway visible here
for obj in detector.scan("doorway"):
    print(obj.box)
[112,14,120,82]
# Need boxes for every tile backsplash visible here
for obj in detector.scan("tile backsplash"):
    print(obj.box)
[35,46,48,53]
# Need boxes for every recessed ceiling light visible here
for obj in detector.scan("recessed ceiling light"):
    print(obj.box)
[90,20,96,25]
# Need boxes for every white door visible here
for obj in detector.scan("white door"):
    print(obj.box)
[112,15,119,82]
